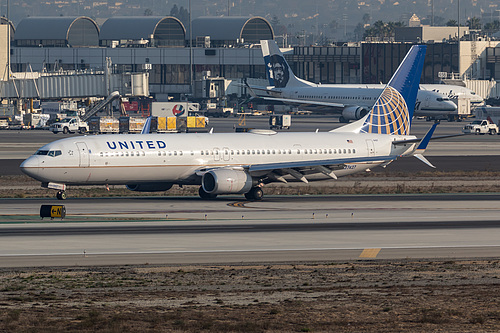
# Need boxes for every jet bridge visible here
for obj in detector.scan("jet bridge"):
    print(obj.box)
[0,72,149,99]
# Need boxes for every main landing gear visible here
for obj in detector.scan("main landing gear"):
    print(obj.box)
[244,187,263,201]
[56,191,67,200]
[198,186,264,201]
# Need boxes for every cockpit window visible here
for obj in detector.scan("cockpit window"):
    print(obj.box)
[36,150,62,157]
[47,150,62,157]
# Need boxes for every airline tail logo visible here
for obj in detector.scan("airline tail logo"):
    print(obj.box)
[266,55,290,88]
[172,105,185,117]
[360,86,410,135]
[359,45,426,136]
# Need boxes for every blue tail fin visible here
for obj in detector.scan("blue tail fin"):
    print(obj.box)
[360,45,427,135]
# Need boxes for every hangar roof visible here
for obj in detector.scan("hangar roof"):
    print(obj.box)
[99,16,185,41]
[15,17,99,42]
[190,16,273,44]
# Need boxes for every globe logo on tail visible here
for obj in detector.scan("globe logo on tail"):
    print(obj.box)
[172,105,185,117]
[360,86,410,135]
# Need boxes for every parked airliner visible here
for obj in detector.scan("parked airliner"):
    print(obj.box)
[256,40,457,122]
[21,45,435,201]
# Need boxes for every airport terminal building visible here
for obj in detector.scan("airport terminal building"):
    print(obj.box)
[5,16,500,99]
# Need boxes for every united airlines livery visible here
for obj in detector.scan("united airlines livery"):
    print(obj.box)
[21,45,433,201]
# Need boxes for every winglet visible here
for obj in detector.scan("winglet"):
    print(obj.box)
[412,122,438,168]
[141,116,152,134]
[415,122,438,154]
[244,80,258,98]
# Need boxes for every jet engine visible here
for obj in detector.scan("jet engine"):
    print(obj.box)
[340,106,369,122]
[126,182,173,192]
[202,169,254,194]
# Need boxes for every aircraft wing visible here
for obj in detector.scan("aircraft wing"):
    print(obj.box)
[247,154,396,183]
[195,154,397,184]
[243,83,346,110]
[259,96,346,110]
[248,154,395,173]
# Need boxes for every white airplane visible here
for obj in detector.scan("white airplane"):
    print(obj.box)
[419,84,483,104]
[21,45,437,201]
[256,40,457,122]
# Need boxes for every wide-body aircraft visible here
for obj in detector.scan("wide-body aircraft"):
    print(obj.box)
[257,40,460,122]
[21,45,435,201]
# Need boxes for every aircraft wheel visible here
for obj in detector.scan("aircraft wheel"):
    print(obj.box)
[245,187,263,201]
[199,187,217,200]
[56,191,67,200]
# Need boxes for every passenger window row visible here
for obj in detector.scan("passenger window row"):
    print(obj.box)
[100,151,146,157]
[99,148,357,158]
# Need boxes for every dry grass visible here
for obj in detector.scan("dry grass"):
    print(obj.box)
[1,260,500,332]
[2,171,500,199]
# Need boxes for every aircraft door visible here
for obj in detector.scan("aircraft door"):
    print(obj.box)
[365,140,375,156]
[424,93,431,108]
[76,142,90,167]
[223,147,230,161]
[293,144,302,159]
[213,148,220,161]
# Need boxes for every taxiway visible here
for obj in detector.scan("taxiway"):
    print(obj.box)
[1,194,500,267]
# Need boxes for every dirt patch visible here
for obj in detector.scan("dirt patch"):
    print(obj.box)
[0,260,499,332]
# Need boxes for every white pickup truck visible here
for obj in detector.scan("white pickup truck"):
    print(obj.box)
[462,119,499,135]
[50,117,89,134]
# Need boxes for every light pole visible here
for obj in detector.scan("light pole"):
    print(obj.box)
[189,0,193,95]
[457,0,460,78]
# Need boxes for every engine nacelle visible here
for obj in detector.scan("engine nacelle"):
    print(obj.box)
[126,182,173,192]
[202,169,254,194]
[342,106,369,121]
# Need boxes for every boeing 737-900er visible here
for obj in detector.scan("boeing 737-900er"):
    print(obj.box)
[255,40,461,122]
[21,45,437,201]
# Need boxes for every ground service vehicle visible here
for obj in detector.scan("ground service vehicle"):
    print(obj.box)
[269,115,291,129]
[50,117,89,134]
[462,119,499,135]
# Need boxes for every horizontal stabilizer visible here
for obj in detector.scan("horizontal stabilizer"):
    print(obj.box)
[414,154,436,168]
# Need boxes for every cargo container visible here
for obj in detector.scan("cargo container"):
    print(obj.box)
[89,116,119,134]
[119,117,146,133]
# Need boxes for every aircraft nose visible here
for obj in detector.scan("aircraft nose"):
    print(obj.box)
[446,100,457,111]
[20,156,39,178]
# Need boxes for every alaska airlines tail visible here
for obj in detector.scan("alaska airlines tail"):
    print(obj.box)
[261,40,313,89]
[359,45,427,135]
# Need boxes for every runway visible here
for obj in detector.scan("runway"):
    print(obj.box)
[1,117,500,267]
[1,194,500,267]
